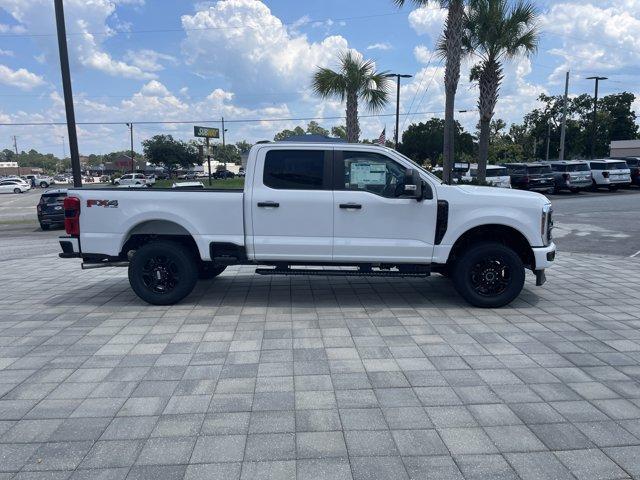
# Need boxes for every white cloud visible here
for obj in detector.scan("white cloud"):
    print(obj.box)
[0,49,14,57]
[0,64,45,90]
[181,0,351,102]
[0,0,155,80]
[414,45,437,64]
[367,42,392,51]
[408,6,447,42]
[542,2,640,79]
[123,49,177,73]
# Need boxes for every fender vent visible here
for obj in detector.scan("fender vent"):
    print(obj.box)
[435,200,449,245]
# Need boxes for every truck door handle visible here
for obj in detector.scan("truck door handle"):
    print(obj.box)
[339,203,362,210]
[257,201,279,208]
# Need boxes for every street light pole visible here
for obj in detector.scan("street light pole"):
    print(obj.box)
[126,123,134,173]
[384,73,412,148]
[54,0,82,188]
[586,76,607,159]
[558,71,569,161]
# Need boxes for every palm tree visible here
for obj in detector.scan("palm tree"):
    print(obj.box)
[312,51,391,143]
[465,0,538,182]
[394,0,465,184]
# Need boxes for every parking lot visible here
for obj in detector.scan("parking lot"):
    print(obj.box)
[0,188,640,479]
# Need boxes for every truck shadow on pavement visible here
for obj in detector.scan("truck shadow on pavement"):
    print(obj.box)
[44,273,545,310]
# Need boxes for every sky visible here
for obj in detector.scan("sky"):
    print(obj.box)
[0,0,638,157]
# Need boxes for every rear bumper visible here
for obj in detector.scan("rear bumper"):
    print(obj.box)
[59,236,81,258]
[532,242,556,270]
[39,214,65,225]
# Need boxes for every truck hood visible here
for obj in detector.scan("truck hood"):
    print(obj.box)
[454,184,550,205]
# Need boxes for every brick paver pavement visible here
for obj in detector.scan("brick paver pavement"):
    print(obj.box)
[1,252,639,479]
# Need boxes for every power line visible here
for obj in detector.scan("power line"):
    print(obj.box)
[405,59,444,128]
[401,48,437,133]
[0,10,438,39]
[0,108,475,128]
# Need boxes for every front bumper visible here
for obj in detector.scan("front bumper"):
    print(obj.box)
[532,242,556,270]
[59,236,81,258]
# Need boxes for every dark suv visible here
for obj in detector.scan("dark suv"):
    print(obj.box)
[503,163,555,192]
[37,189,67,230]
[612,157,640,186]
[545,160,592,193]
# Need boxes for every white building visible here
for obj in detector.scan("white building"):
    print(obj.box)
[610,140,640,157]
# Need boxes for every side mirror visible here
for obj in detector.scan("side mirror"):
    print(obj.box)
[404,169,423,200]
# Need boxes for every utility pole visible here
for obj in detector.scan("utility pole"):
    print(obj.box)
[221,117,226,147]
[206,137,212,187]
[54,0,82,188]
[13,135,19,176]
[384,73,412,148]
[586,76,607,159]
[126,123,134,173]
[545,122,551,161]
[558,71,569,161]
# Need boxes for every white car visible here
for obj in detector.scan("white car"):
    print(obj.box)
[0,179,30,193]
[114,173,148,186]
[462,164,511,188]
[587,159,631,190]
[25,174,54,188]
[58,142,555,309]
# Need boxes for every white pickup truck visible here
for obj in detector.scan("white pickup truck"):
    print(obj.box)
[59,142,555,308]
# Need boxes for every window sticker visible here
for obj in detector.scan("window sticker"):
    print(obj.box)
[349,162,387,187]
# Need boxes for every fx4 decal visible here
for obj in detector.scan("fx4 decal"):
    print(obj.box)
[87,199,118,208]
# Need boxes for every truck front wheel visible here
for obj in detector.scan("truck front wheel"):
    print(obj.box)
[451,242,525,308]
[128,240,198,305]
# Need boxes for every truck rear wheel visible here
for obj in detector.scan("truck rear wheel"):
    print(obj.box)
[128,240,198,305]
[451,242,525,308]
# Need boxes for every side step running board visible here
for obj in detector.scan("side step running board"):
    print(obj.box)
[255,267,430,278]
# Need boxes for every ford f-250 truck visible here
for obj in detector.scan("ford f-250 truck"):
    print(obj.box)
[59,142,556,308]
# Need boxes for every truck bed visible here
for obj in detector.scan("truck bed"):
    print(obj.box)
[70,188,245,260]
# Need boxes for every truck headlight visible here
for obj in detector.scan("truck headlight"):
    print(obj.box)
[541,203,553,246]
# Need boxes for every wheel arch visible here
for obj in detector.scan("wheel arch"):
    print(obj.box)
[447,224,535,269]
[119,219,201,260]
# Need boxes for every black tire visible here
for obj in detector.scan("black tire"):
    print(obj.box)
[13,188,21,194]
[128,240,198,305]
[40,223,50,231]
[39,182,48,188]
[198,263,226,280]
[451,242,525,308]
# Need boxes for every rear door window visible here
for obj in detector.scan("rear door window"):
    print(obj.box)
[263,150,328,190]
[567,163,590,172]
[528,165,552,174]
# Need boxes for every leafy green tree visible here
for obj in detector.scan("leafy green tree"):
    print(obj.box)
[312,51,391,142]
[235,140,253,154]
[274,126,305,141]
[142,135,201,172]
[331,125,347,139]
[216,144,241,165]
[464,0,539,182]
[305,121,330,136]
[399,118,474,164]
[395,0,466,184]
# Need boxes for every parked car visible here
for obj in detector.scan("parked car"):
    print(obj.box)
[504,163,555,192]
[237,167,246,177]
[587,159,631,190]
[37,189,67,230]
[25,174,54,188]
[114,173,148,186]
[461,164,511,188]
[177,171,197,180]
[53,175,69,184]
[545,160,592,193]
[145,174,157,186]
[0,179,30,194]
[213,169,236,180]
[611,157,640,186]
[58,143,555,309]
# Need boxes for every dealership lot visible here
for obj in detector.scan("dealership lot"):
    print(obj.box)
[0,190,639,479]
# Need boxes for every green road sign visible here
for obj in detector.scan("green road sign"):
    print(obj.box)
[194,126,220,138]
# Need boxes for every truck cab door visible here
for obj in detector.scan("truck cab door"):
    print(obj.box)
[250,148,334,262]
[332,150,437,263]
